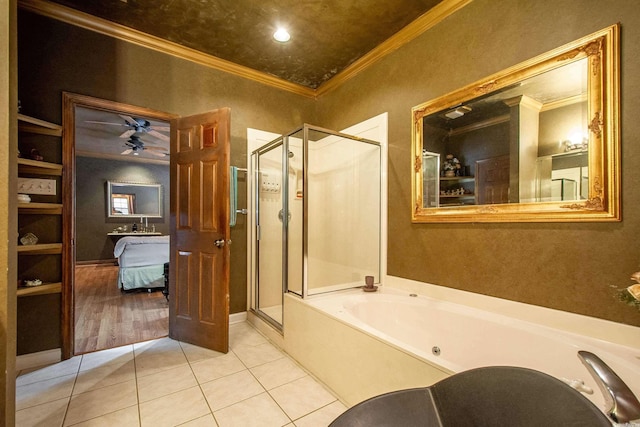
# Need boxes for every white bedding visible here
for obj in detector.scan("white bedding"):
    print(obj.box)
[114,235,169,290]
[118,265,165,290]
[114,235,169,268]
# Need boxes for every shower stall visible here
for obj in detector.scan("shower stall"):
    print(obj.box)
[249,124,382,330]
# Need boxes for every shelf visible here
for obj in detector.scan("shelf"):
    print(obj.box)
[17,282,62,297]
[18,158,63,176]
[18,203,63,214]
[17,243,62,254]
[18,114,63,136]
[440,194,475,198]
[441,176,475,182]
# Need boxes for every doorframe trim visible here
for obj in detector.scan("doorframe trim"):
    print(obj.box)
[61,92,178,359]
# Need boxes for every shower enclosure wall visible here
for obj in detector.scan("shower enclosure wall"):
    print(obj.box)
[250,125,382,329]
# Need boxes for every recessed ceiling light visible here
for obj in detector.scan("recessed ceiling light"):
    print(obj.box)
[273,28,291,43]
[444,106,472,119]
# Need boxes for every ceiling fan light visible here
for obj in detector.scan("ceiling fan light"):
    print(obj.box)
[273,28,291,43]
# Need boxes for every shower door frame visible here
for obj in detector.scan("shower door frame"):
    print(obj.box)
[249,118,386,330]
[292,124,382,299]
[252,136,288,331]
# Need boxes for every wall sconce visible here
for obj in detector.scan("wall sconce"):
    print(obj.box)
[563,139,588,152]
[563,132,589,152]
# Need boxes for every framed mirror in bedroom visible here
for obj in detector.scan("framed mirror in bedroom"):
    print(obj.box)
[107,181,163,218]
[411,24,620,223]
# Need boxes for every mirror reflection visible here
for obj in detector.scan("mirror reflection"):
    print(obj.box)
[107,181,162,218]
[422,58,588,208]
[412,24,619,223]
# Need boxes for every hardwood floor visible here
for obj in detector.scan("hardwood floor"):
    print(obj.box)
[74,264,168,354]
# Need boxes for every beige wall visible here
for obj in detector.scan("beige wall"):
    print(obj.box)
[1,0,17,423]
[314,0,640,327]
[17,10,316,319]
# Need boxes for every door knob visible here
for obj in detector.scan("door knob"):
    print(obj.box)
[214,239,225,248]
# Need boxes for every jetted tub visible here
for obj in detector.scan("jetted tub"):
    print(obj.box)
[304,286,640,413]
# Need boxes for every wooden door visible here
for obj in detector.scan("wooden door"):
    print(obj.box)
[169,108,230,352]
[475,155,510,205]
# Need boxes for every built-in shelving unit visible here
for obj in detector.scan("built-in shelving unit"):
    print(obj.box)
[19,202,63,215]
[17,283,62,298]
[17,243,63,254]
[18,113,63,136]
[17,114,63,298]
[439,176,476,205]
[17,158,63,176]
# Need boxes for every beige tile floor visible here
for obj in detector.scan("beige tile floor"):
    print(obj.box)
[16,322,347,427]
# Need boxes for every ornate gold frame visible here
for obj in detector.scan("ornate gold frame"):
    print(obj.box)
[411,24,620,223]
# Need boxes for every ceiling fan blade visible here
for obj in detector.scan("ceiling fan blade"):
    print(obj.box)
[147,129,170,142]
[150,126,170,132]
[144,146,166,151]
[148,150,167,157]
[140,139,162,147]
[119,114,138,124]
[121,149,133,155]
[120,129,136,139]
[85,120,126,126]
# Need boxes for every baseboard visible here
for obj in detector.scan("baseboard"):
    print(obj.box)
[16,348,62,371]
[229,311,247,324]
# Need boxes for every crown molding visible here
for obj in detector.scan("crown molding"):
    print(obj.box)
[18,0,316,98]
[540,93,588,112]
[315,0,473,96]
[18,0,471,100]
[448,114,510,136]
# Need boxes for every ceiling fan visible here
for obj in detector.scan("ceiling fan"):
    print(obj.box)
[86,114,170,142]
[121,135,168,157]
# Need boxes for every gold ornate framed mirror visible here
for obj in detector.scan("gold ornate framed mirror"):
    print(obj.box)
[411,24,620,223]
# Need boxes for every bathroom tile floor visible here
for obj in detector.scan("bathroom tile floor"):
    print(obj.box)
[16,321,347,427]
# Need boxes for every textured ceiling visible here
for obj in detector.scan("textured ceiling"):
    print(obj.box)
[48,0,444,89]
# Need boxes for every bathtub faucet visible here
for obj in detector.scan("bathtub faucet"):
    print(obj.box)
[577,350,640,424]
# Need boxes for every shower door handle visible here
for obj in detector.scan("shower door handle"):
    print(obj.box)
[214,239,225,248]
[278,209,291,222]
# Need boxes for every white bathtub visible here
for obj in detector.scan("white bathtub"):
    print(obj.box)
[305,286,640,412]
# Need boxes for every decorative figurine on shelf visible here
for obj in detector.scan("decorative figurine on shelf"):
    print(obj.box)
[29,148,43,161]
[24,279,43,287]
[20,232,38,246]
[442,154,461,177]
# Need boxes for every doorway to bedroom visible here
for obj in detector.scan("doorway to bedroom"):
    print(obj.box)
[71,99,173,354]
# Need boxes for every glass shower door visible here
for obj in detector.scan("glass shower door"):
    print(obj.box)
[303,126,381,296]
[253,139,285,328]
[251,124,383,328]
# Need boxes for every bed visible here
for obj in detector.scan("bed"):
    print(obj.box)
[113,235,169,290]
